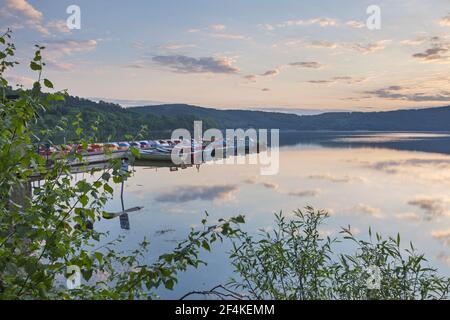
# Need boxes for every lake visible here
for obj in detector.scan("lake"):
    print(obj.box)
[94,132,450,299]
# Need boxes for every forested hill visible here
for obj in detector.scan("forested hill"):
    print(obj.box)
[295,106,450,131]
[131,104,302,129]
[31,94,450,143]
[131,103,450,131]
[33,97,220,143]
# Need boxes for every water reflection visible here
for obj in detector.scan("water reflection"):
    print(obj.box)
[96,132,450,298]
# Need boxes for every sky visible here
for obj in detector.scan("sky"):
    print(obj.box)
[1,0,449,112]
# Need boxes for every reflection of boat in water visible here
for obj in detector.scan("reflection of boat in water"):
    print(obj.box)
[138,147,203,163]
[102,206,143,220]
[139,149,172,161]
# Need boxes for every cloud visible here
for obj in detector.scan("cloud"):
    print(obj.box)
[307,76,366,85]
[349,40,390,54]
[260,68,280,77]
[131,40,146,50]
[412,36,449,62]
[431,229,450,246]
[210,33,251,41]
[4,0,70,35]
[45,60,73,71]
[408,196,450,220]
[245,61,322,82]
[5,0,48,34]
[209,24,226,31]
[152,55,240,74]
[365,85,450,102]
[45,39,97,55]
[308,40,339,49]
[346,20,365,29]
[288,61,323,69]
[47,20,70,33]
[155,184,239,203]
[413,46,449,62]
[400,35,428,46]
[280,38,389,54]
[307,173,367,183]
[187,24,251,41]
[288,189,321,198]
[6,0,42,20]
[160,43,196,50]
[41,39,98,71]
[257,24,275,31]
[277,17,339,28]
[267,18,365,30]
[439,13,450,26]
[125,63,146,69]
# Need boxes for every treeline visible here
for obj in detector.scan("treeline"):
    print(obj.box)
[31,95,219,143]
[22,91,450,144]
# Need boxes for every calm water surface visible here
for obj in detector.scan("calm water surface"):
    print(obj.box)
[93,132,450,298]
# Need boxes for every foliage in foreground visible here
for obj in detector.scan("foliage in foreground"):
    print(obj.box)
[0,29,244,299]
[228,207,450,300]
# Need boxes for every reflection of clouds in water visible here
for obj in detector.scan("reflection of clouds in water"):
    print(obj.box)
[155,228,176,236]
[408,196,450,221]
[307,173,368,183]
[432,229,450,246]
[155,184,239,203]
[288,189,322,197]
[337,203,384,219]
[243,175,258,184]
[367,158,450,174]
[261,181,280,190]
[243,175,320,198]
[128,188,147,199]
[437,252,450,267]
[335,133,450,143]
[318,228,335,237]
[395,212,421,222]
[243,175,278,189]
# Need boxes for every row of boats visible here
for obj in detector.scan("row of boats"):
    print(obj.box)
[37,138,263,163]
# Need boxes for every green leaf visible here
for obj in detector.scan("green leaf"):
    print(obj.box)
[130,147,140,158]
[94,252,103,264]
[104,183,114,194]
[233,215,245,224]
[43,78,53,88]
[202,240,211,251]
[165,279,174,290]
[79,194,89,207]
[30,61,41,71]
